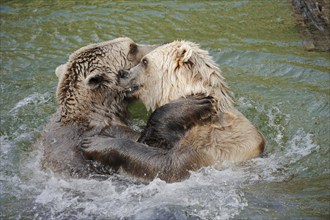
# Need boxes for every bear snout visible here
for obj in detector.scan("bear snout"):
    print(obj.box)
[118,69,130,79]
[118,69,139,93]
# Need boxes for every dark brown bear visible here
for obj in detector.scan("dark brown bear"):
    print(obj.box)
[39,37,157,177]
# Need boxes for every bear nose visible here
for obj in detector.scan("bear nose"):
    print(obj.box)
[119,69,130,79]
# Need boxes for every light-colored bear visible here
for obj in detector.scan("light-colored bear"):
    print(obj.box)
[80,40,265,182]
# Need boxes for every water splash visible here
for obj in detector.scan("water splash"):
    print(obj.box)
[31,123,320,219]
[9,92,52,115]
[1,95,322,220]
[33,167,249,220]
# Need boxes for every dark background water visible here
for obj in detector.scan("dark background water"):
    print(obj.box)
[1,1,329,219]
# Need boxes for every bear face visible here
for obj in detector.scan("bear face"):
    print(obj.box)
[56,37,157,128]
[119,40,233,112]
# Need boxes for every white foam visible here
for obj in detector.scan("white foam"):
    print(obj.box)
[285,129,319,163]
[33,167,248,220]
[0,135,12,155]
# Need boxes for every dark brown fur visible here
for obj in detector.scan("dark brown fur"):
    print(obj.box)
[138,95,216,150]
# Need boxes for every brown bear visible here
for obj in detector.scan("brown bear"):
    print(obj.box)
[39,37,159,177]
[79,40,265,182]
[39,37,214,178]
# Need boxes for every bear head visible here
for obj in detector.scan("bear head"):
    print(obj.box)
[56,37,156,128]
[120,40,233,112]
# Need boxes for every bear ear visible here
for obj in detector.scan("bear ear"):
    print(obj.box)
[219,111,236,128]
[85,73,105,90]
[55,63,67,79]
[177,43,193,63]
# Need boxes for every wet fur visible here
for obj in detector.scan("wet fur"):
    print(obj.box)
[80,95,217,182]
[38,38,156,177]
[80,40,265,182]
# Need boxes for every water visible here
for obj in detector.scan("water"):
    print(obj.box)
[1,1,329,219]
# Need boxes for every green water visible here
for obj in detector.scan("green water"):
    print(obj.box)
[1,1,329,219]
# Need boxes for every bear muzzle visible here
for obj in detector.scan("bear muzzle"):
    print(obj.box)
[118,69,141,94]
[118,69,130,79]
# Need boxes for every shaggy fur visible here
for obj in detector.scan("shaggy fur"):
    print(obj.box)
[39,37,157,177]
[80,40,265,182]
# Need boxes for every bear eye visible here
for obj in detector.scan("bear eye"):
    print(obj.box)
[142,58,148,66]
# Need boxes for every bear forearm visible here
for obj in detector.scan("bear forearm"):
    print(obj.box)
[80,136,210,182]
[100,125,140,140]
[114,140,197,182]
[112,140,172,180]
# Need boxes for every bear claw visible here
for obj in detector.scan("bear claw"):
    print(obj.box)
[78,138,92,150]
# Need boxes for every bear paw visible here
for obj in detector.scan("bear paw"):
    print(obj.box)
[79,136,115,163]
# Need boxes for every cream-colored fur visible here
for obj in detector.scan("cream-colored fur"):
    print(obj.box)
[125,40,265,166]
